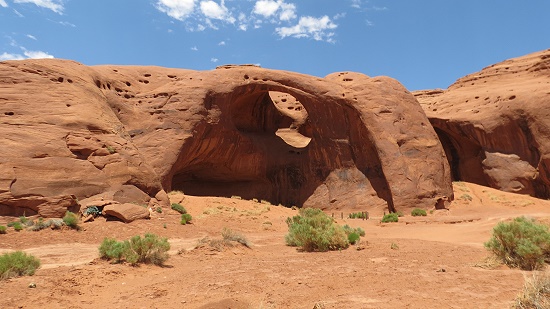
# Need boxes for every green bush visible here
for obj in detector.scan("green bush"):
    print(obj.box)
[381,213,399,223]
[99,233,170,266]
[12,222,23,231]
[484,217,550,270]
[171,203,187,214]
[180,213,192,225]
[63,211,79,229]
[348,212,368,219]
[0,226,6,234]
[411,208,427,217]
[0,251,41,280]
[285,208,349,252]
[348,232,360,245]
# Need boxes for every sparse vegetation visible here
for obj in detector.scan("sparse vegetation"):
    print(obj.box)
[285,208,349,252]
[485,217,550,270]
[514,271,550,309]
[0,226,6,234]
[0,251,41,280]
[391,242,399,250]
[83,206,101,217]
[348,212,368,219]
[230,195,242,200]
[12,222,23,232]
[171,203,187,214]
[396,211,404,217]
[156,207,162,213]
[180,213,193,225]
[381,213,399,223]
[62,211,79,230]
[99,233,170,266]
[460,194,473,202]
[221,227,251,248]
[411,208,427,217]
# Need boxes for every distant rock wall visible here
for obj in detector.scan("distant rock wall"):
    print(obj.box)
[415,49,550,199]
[0,59,453,217]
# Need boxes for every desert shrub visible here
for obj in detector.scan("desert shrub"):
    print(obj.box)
[19,216,29,225]
[0,226,6,234]
[63,211,79,229]
[180,213,192,225]
[411,208,427,217]
[342,224,365,237]
[83,206,101,217]
[49,218,64,229]
[99,238,127,263]
[155,207,162,213]
[514,271,550,309]
[12,222,23,231]
[348,212,368,219]
[285,208,349,252]
[28,218,50,232]
[348,232,360,245]
[221,228,251,248]
[484,217,550,270]
[381,213,399,223]
[171,203,187,214]
[0,251,41,280]
[99,233,170,266]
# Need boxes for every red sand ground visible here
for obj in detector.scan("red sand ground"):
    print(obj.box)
[1,182,549,308]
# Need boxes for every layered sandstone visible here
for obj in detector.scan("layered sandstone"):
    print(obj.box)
[0,59,452,217]
[415,49,550,198]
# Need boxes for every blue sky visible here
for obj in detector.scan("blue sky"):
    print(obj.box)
[1,0,549,90]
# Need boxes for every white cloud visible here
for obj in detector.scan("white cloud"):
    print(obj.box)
[24,50,54,59]
[253,0,279,17]
[13,9,24,17]
[0,50,54,61]
[14,0,64,14]
[210,57,218,63]
[276,15,337,41]
[0,0,8,8]
[238,24,247,31]
[218,40,225,46]
[200,0,235,23]
[350,0,361,9]
[191,46,198,51]
[0,52,25,61]
[253,0,296,21]
[26,34,37,40]
[156,0,196,21]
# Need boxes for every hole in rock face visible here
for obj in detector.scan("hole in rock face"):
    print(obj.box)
[170,89,314,205]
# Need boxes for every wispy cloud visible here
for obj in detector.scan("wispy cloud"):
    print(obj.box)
[218,40,225,46]
[276,16,337,42]
[0,49,54,61]
[13,9,24,17]
[0,0,8,8]
[14,0,64,14]
[24,50,54,59]
[191,46,198,51]
[0,52,25,61]
[210,57,218,63]
[26,34,37,40]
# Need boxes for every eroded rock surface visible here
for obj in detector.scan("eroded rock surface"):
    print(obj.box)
[0,59,452,216]
[415,49,550,198]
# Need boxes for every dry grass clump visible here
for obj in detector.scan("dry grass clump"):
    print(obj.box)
[193,228,252,252]
[514,271,550,309]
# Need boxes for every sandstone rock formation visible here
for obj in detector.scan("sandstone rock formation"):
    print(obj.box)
[0,59,452,217]
[102,203,151,223]
[415,49,550,198]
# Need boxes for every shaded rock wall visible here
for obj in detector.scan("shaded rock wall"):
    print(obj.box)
[0,59,453,216]
[415,49,550,198]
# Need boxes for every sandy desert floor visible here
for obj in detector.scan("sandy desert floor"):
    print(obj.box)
[1,181,550,309]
